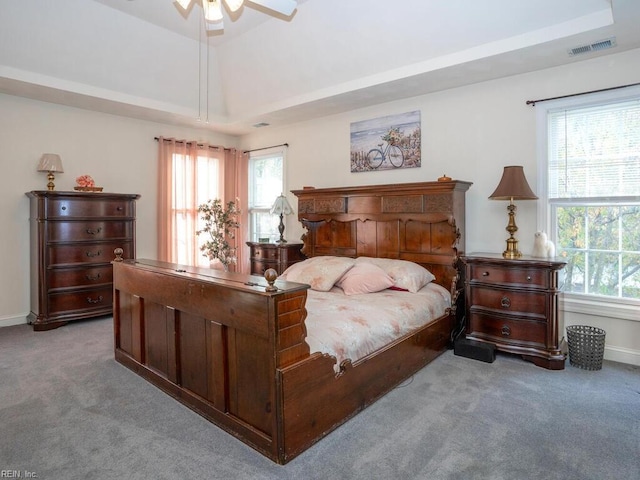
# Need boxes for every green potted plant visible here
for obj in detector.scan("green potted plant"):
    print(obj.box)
[197,198,240,271]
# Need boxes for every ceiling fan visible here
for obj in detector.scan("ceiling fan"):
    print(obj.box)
[176,0,298,30]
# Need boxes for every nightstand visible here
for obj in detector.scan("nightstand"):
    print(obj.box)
[462,253,567,370]
[246,242,305,276]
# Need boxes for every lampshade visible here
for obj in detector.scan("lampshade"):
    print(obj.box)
[37,154,64,173]
[270,194,293,215]
[489,165,538,201]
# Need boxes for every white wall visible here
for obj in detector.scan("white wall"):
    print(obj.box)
[0,93,236,327]
[241,47,640,365]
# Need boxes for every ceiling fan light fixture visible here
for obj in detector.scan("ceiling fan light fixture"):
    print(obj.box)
[224,0,244,12]
[202,0,223,22]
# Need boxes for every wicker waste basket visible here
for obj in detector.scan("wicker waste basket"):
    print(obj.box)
[566,325,606,370]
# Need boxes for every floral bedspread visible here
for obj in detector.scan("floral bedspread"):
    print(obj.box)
[304,283,451,372]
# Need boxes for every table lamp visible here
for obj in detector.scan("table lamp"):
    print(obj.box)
[37,154,64,191]
[489,166,538,259]
[270,194,294,243]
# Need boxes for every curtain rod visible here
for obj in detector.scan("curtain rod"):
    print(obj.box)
[244,143,288,153]
[154,137,231,151]
[526,82,640,106]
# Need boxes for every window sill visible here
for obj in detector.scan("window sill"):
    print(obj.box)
[560,294,640,322]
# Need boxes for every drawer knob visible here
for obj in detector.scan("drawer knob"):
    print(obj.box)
[86,227,102,235]
[527,276,532,282]
[482,271,489,276]
[116,206,124,211]
[86,273,101,281]
[501,325,511,337]
[500,296,511,308]
[86,250,102,258]
[87,295,104,304]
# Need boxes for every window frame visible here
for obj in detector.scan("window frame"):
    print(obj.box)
[248,146,286,243]
[535,84,640,321]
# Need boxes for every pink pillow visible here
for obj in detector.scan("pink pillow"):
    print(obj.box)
[336,262,394,295]
[280,256,355,291]
[355,257,435,293]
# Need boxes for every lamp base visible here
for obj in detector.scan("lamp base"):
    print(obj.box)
[502,238,522,259]
[276,213,287,244]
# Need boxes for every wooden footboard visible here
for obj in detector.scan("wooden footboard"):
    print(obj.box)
[113,259,453,464]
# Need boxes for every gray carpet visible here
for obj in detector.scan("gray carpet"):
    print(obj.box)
[1,317,638,480]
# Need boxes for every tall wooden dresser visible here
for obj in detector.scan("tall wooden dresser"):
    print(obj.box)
[462,253,567,370]
[26,191,140,331]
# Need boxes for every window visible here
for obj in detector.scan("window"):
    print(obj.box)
[538,86,640,307]
[248,147,285,242]
[172,152,222,268]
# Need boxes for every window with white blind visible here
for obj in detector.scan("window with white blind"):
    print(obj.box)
[538,87,640,305]
[248,147,285,242]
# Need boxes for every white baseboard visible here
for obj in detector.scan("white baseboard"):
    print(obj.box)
[604,346,640,366]
[0,313,28,328]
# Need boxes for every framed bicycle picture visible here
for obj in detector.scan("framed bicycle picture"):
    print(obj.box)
[350,110,421,173]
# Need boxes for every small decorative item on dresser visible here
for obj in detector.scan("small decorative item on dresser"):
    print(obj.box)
[74,174,103,192]
[438,174,452,182]
[532,231,556,258]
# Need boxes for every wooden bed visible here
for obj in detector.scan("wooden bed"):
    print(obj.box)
[113,180,471,464]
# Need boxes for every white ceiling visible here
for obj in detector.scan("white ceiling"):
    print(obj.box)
[1,0,639,136]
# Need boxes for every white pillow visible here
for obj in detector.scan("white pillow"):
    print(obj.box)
[355,257,435,293]
[280,256,355,291]
[336,262,395,295]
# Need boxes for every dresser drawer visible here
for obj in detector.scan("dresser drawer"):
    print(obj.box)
[47,198,134,218]
[48,265,113,289]
[48,221,133,242]
[48,286,113,315]
[470,286,547,317]
[48,242,133,266]
[469,265,548,288]
[468,311,546,346]
[251,245,279,260]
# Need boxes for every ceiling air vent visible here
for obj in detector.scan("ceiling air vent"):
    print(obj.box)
[253,122,270,128]
[568,37,617,57]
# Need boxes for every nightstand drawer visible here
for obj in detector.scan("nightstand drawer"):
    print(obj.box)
[470,286,547,317]
[469,265,548,288]
[468,312,546,346]
[251,260,278,275]
[251,246,279,260]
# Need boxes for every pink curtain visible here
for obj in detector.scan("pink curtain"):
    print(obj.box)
[157,137,249,272]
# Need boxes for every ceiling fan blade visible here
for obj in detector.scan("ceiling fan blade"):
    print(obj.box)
[249,0,297,16]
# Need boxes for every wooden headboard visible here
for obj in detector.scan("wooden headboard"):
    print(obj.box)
[291,180,472,294]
